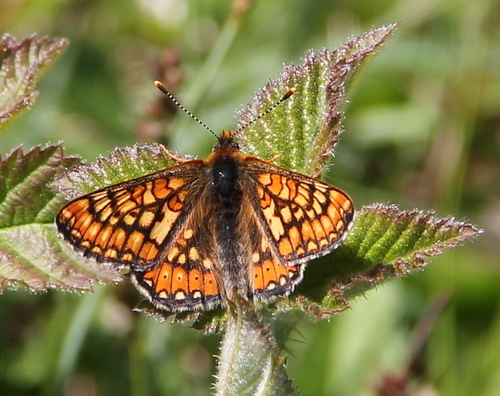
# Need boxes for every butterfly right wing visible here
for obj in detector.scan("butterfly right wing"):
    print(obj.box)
[56,164,199,269]
[56,161,225,312]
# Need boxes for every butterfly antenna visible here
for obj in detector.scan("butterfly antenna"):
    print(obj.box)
[235,87,297,134]
[154,80,219,140]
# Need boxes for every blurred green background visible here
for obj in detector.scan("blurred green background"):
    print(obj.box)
[1,0,498,395]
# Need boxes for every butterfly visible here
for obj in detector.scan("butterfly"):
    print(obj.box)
[56,88,355,313]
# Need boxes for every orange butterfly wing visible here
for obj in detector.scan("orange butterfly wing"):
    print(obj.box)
[243,157,354,299]
[56,161,224,311]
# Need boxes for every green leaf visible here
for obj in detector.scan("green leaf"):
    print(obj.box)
[0,145,121,292]
[52,143,177,199]
[0,34,69,132]
[236,23,400,176]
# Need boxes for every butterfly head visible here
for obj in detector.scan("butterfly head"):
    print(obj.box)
[213,130,240,152]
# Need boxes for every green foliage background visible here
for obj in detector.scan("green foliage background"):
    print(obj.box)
[0,1,497,395]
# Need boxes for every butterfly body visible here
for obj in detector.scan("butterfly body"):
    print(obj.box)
[56,130,354,312]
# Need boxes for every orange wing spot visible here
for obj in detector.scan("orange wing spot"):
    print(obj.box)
[203,273,218,297]
[73,211,93,233]
[70,229,82,239]
[91,246,103,255]
[93,196,111,212]
[296,246,305,255]
[177,253,187,264]
[313,189,327,203]
[300,220,314,241]
[99,206,114,222]
[142,184,157,205]
[126,231,144,252]
[268,214,285,240]
[167,194,183,212]
[312,196,323,215]
[83,221,102,241]
[278,237,293,257]
[122,253,133,261]
[280,206,293,223]
[123,211,138,226]
[320,215,334,234]
[183,228,194,239]
[188,246,199,260]
[286,178,298,198]
[96,226,113,246]
[118,199,138,214]
[280,180,291,199]
[139,241,159,261]
[155,263,173,291]
[167,177,187,190]
[139,210,155,228]
[288,226,301,248]
[260,189,272,208]
[327,202,342,223]
[150,214,173,244]
[58,208,73,222]
[188,269,202,291]
[343,199,353,212]
[294,193,308,208]
[254,265,264,290]
[167,246,180,262]
[202,258,213,269]
[311,218,326,239]
[260,259,283,290]
[108,227,127,250]
[80,240,91,248]
[104,248,118,259]
[267,174,284,195]
[258,173,272,186]
[307,240,319,251]
[152,178,170,199]
[293,206,305,221]
[63,199,89,218]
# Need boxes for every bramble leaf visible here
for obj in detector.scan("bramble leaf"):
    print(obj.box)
[237,23,400,177]
[0,34,69,131]
[0,145,122,292]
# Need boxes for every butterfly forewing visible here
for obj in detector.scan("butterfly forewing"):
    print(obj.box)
[56,162,204,269]
[245,157,354,265]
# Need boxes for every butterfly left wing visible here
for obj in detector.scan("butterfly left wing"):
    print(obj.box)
[243,157,354,299]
